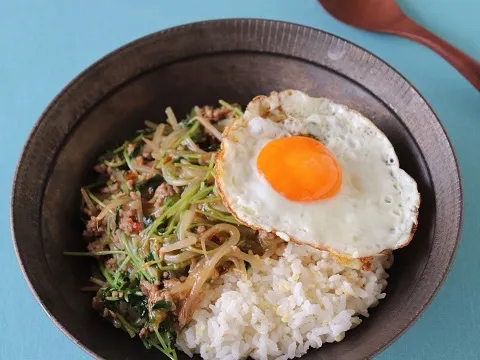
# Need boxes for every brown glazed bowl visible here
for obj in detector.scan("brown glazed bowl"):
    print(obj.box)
[11,19,462,360]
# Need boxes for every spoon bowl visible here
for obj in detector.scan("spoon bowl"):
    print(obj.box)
[320,0,407,31]
[319,0,480,90]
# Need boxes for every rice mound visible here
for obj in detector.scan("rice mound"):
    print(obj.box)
[177,243,390,360]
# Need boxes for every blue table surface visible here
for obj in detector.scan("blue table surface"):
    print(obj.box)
[1,0,479,359]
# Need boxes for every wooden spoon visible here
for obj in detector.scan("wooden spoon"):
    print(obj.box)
[319,0,480,91]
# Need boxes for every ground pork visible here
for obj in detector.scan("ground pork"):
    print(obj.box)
[105,257,117,271]
[118,206,136,235]
[140,279,185,311]
[83,216,105,238]
[140,279,158,296]
[87,240,105,253]
[212,106,233,121]
[198,105,213,120]
[150,290,174,306]
[198,105,233,122]
[152,183,175,208]
[140,280,174,306]
[100,182,120,194]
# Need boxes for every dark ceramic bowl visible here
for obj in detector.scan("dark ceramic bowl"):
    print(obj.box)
[11,19,463,360]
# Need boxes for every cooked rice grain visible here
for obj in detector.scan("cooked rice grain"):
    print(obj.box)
[177,243,391,360]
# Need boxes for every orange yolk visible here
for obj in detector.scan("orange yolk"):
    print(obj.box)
[256,136,342,202]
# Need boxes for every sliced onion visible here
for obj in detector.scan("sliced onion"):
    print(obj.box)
[224,248,262,268]
[175,224,240,327]
[144,120,158,130]
[142,138,159,153]
[150,151,163,161]
[205,239,220,248]
[81,188,96,213]
[135,165,160,175]
[177,209,195,242]
[161,165,195,186]
[184,137,206,153]
[165,107,179,130]
[200,232,209,259]
[164,251,198,264]
[112,170,126,188]
[153,123,165,147]
[170,224,241,295]
[216,118,231,130]
[179,166,207,179]
[160,234,197,253]
[209,200,229,213]
[159,128,188,154]
[106,212,116,233]
[96,197,130,221]
[219,256,242,271]
[237,257,248,277]
[194,106,222,141]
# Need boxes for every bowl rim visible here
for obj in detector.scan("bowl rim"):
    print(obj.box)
[10,18,463,360]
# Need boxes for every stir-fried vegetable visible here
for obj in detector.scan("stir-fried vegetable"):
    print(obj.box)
[65,101,285,358]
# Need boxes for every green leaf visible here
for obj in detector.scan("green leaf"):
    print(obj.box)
[152,314,178,360]
[152,300,172,312]
[144,252,155,262]
[100,287,117,311]
[130,294,148,318]
[129,143,143,159]
[135,174,164,194]
[115,207,120,226]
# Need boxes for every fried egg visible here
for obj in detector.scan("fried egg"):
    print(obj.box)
[215,90,420,259]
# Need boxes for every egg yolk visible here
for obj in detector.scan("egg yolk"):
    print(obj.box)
[256,136,342,202]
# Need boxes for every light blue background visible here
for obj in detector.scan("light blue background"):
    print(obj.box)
[1,0,479,359]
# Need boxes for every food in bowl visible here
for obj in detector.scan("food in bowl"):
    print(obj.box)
[66,90,419,360]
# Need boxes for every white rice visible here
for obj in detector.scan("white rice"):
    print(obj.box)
[177,243,391,360]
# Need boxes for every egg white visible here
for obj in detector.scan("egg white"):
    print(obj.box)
[215,90,420,258]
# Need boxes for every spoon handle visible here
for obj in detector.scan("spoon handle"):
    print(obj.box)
[385,15,480,91]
